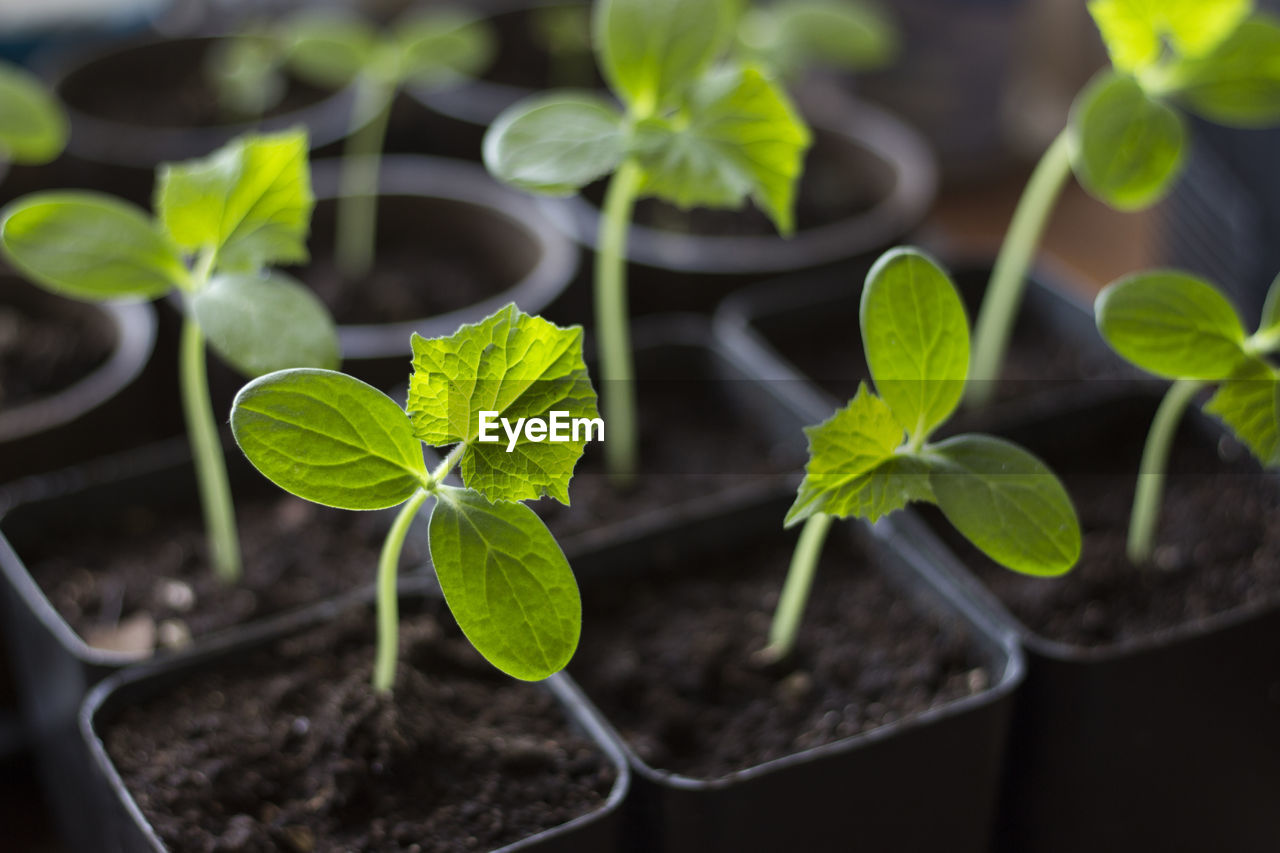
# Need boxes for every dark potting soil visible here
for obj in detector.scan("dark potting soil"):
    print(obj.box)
[931,414,1280,648]
[0,278,113,409]
[296,196,533,326]
[57,38,330,128]
[568,530,990,778]
[25,493,424,655]
[104,603,616,852]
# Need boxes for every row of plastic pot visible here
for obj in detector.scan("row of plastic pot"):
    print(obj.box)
[3,257,1279,851]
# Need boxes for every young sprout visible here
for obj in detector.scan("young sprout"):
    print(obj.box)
[1095,269,1280,565]
[967,0,1280,407]
[204,26,289,121]
[0,59,68,170]
[485,0,811,484]
[0,130,339,583]
[278,8,495,278]
[736,0,898,81]
[230,304,597,692]
[762,248,1081,663]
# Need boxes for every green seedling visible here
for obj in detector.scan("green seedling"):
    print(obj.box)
[0,130,339,583]
[968,0,1280,406]
[231,303,597,692]
[205,27,289,121]
[277,8,495,278]
[1095,269,1280,565]
[762,248,1081,663]
[0,59,68,170]
[736,0,897,81]
[485,0,811,484]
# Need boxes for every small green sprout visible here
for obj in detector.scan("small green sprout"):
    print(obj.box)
[205,27,289,121]
[1095,269,1280,565]
[0,59,68,169]
[762,248,1081,663]
[736,0,898,81]
[968,0,1280,406]
[0,130,339,583]
[277,8,495,278]
[485,0,811,484]
[230,304,597,692]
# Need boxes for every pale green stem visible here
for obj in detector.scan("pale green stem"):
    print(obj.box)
[336,75,396,281]
[759,513,834,664]
[180,315,241,583]
[595,158,643,486]
[1128,379,1203,566]
[373,487,431,694]
[428,443,468,489]
[967,129,1075,407]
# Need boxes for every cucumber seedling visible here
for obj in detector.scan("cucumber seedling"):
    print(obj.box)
[968,0,1280,406]
[0,129,339,583]
[0,59,68,172]
[762,248,1081,663]
[485,0,811,484]
[1095,268,1280,565]
[231,304,598,692]
[736,0,897,81]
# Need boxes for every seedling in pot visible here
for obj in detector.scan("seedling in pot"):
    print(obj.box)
[231,303,597,692]
[761,248,1081,663]
[968,0,1280,406]
[204,25,290,121]
[485,0,811,484]
[0,59,68,172]
[273,8,495,278]
[1095,268,1280,565]
[0,130,339,583]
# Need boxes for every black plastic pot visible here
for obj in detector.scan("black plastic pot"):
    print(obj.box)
[562,492,1022,853]
[80,590,631,853]
[714,254,1126,427]
[893,394,1280,853]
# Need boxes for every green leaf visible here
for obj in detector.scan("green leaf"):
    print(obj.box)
[739,0,897,79]
[1088,0,1251,73]
[284,11,377,88]
[191,271,339,378]
[1259,273,1280,335]
[231,368,427,510]
[407,304,599,505]
[1095,270,1249,379]
[632,64,811,234]
[204,33,287,118]
[0,60,68,165]
[395,11,496,87]
[929,435,1081,577]
[595,0,735,113]
[429,485,581,681]
[483,93,626,196]
[1068,71,1186,210]
[860,248,968,443]
[1204,358,1280,467]
[0,192,185,300]
[156,129,314,271]
[785,384,930,527]
[1170,16,1280,128]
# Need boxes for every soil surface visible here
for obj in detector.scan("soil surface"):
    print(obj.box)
[57,37,329,128]
[569,529,991,778]
[930,404,1280,648]
[104,602,617,852]
[0,277,113,410]
[24,489,426,655]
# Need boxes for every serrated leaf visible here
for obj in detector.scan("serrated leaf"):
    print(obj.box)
[1095,270,1248,379]
[1170,16,1280,128]
[1205,358,1280,467]
[191,271,339,378]
[860,248,968,443]
[595,0,735,113]
[740,0,897,79]
[0,192,185,300]
[632,64,811,234]
[0,60,68,165]
[1088,0,1251,73]
[429,485,580,681]
[407,304,598,505]
[786,384,928,526]
[284,11,377,88]
[483,93,626,196]
[929,435,1080,577]
[1068,71,1186,210]
[231,369,427,510]
[395,11,495,86]
[156,130,313,271]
